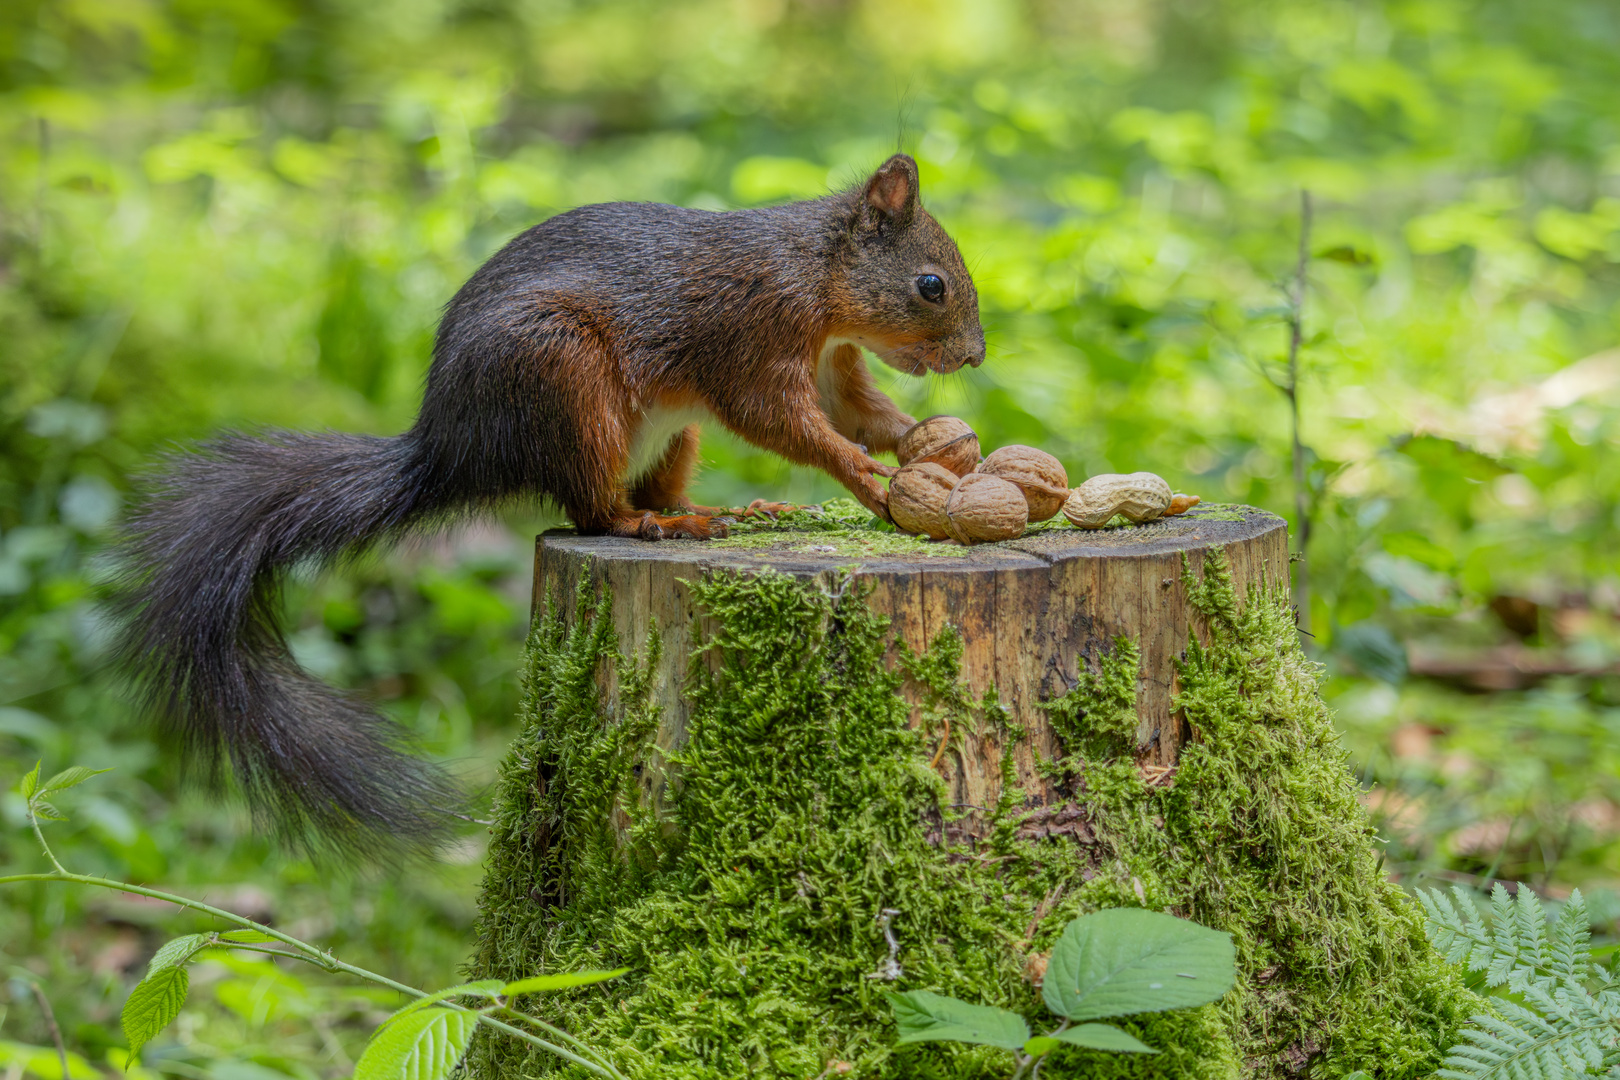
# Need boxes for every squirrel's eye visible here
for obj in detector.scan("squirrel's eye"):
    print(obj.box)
[916,274,946,303]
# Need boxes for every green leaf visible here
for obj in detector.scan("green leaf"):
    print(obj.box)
[353,1006,476,1080]
[41,765,111,794]
[19,761,40,800]
[887,991,1030,1051]
[1023,1036,1060,1057]
[121,966,189,1060]
[31,799,64,821]
[147,934,209,974]
[1051,1023,1157,1054]
[382,981,504,1027]
[1316,244,1375,266]
[502,969,628,995]
[1042,909,1235,1021]
[216,929,279,945]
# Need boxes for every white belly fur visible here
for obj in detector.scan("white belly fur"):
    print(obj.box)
[817,336,862,405]
[624,402,711,483]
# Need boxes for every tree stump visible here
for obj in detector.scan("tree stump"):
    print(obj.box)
[532,506,1287,828]
[469,503,1471,1080]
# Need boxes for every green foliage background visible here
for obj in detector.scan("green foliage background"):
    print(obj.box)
[4,0,1620,1075]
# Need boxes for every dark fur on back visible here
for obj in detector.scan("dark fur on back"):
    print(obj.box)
[113,156,984,858]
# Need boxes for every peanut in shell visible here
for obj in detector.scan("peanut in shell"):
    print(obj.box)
[1062,472,1174,529]
[975,445,1069,522]
[944,473,1029,544]
[888,462,959,540]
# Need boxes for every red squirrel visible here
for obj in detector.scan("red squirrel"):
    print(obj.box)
[113,153,985,855]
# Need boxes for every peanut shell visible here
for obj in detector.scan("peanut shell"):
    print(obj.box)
[1062,472,1174,529]
[944,473,1028,544]
[897,416,981,476]
[976,445,1069,522]
[888,462,958,540]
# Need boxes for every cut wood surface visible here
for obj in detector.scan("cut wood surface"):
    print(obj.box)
[533,504,1288,825]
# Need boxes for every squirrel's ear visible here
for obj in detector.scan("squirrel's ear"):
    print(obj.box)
[861,154,919,230]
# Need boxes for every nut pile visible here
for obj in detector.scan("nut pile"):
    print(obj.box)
[888,416,1201,545]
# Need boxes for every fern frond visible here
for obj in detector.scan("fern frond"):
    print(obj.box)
[1426,883,1620,1078]
[1422,884,1594,991]
[1553,890,1594,981]
[1438,998,1618,1079]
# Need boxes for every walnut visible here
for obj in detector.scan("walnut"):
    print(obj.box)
[897,415,981,476]
[1062,472,1174,529]
[975,446,1069,522]
[888,462,959,540]
[944,473,1029,544]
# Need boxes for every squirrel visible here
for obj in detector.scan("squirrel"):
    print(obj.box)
[111,153,985,857]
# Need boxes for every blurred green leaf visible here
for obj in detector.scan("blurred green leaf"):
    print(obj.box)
[502,970,628,995]
[1048,1023,1157,1053]
[41,766,111,795]
[887,991,1030,1050]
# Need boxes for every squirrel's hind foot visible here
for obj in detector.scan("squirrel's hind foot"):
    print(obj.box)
[610,511,729,541]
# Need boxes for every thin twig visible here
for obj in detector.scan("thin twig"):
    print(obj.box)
[1285,190,1314,637]
[27,981,70,1080]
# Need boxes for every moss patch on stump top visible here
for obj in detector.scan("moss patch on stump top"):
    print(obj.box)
[466,552,1471,1078]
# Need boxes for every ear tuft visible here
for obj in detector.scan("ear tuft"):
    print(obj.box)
[862,154,919,229]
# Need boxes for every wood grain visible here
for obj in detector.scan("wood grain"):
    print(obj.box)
[533,506,1288,824]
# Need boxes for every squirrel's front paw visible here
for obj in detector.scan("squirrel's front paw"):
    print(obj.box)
[853,476,892,522]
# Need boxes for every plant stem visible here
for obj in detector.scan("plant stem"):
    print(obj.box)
[28,813,67,875]
[1286,189,1313,638]
[27,980,70,1080]
[0,872,625,1080]
[1029,1017,1068,1079]
[491,1003,623,1072]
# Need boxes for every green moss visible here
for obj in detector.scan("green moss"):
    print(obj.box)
[466,551,1473,1079]
[1178,503,1251,522]
[707,498,973,557]
[700,498,1257,556]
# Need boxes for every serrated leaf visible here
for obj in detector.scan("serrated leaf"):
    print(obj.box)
[1050,1023,1157,1054]
[41,766,111,794]
[122,966,189,1060]
[31,799,64,821]
[216,929,279,945]
[20,761,40,800]
[887,991,1030,1051]
[147,934,209,974]
[502,969,628,995]
[354,1006,476,1080]
[383,981,504,1028]
[1042,909,1235,1021]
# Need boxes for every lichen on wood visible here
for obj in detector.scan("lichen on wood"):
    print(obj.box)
[466,550,1473,1078]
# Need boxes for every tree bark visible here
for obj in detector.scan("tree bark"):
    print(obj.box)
[533,505,1286,828]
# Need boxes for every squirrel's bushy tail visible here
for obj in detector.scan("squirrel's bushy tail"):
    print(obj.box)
[111,430,461,858]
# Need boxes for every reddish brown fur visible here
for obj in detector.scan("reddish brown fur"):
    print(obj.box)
[110,153,985,853]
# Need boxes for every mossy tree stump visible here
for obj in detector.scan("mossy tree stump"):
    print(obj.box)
[470,503,1471,1080]
[533,507,1287,830]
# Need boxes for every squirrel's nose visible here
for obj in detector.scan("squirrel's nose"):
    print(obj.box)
[967,348,985,368]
